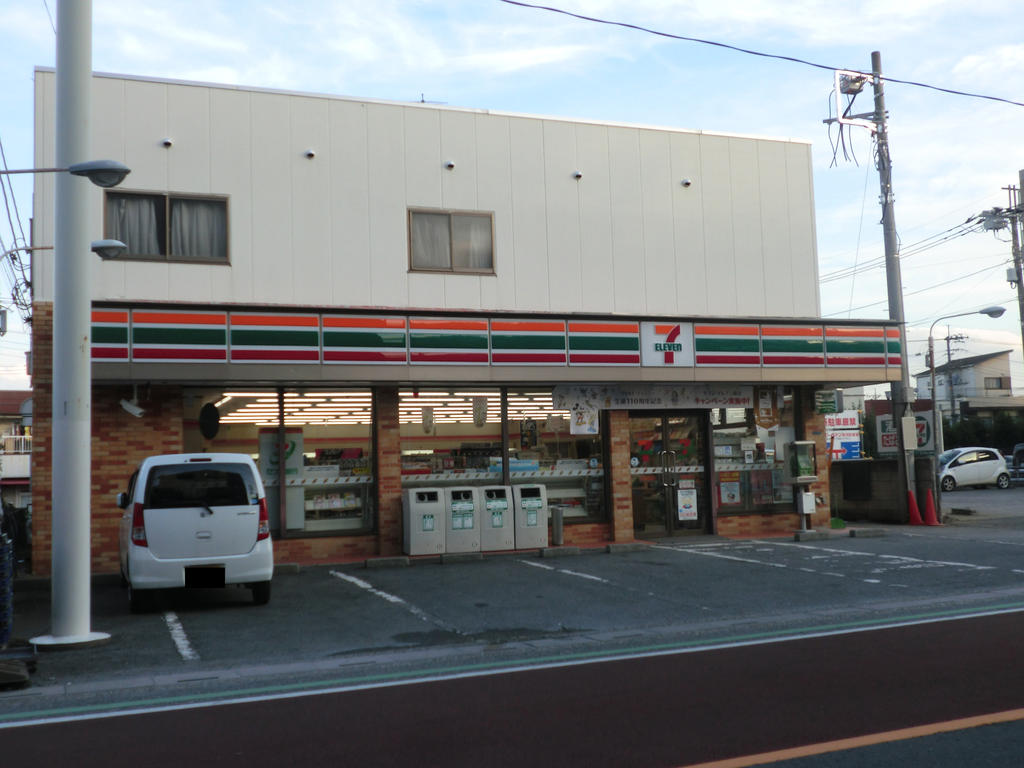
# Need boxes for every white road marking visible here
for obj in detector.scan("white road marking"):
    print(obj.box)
[558,569,609,583]
[329,570,460,633]
[518,559,555,571]
[163,611,199,661]
[652,544,788,568]
[517,559,609,583]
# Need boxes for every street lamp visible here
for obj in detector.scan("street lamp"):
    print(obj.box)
[928,306,1006,457]
[0,159,130,188]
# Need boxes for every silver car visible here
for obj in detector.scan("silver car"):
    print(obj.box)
[117,453,273,612]
[937,447,1010,492]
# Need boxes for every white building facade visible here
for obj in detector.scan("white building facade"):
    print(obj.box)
[30,70,899,573]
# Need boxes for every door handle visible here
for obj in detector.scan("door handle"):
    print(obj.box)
[666,451,678,488]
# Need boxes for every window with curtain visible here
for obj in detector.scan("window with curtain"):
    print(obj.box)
[105,192,228,262]
[409,209,493,273]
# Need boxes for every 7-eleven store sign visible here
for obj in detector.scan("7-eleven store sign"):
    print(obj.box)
[640,322,695,367]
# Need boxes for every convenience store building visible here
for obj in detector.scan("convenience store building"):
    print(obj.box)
[29,70,900,574]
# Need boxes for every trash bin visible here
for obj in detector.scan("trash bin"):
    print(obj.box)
[513,484,548,549]
[480,486,514,551]
[444,487,481,554]
[402,488,445,555]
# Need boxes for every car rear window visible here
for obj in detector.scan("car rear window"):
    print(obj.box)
[145,463,259,509]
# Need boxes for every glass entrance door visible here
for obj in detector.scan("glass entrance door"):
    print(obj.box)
[628,412,710,536]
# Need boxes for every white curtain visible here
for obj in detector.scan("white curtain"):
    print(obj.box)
[410,212,452,269]
[451,214,492,270]
[105,194,162,256]
[171,198,227,260]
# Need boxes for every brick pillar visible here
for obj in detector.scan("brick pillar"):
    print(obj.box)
[800,388,832,529]
[30,303,53,575]
[30,300,187,574]
[375,387,402,556]
[607,410,635,543]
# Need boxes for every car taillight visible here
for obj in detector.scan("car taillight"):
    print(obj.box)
[131,502,148,547]
[257,498,270,541]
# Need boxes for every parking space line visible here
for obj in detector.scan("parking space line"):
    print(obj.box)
[329,570,462,635]
[517,559,610,583]
[163,611,199,661]
[519,560,556,571]
[652,544,788,569]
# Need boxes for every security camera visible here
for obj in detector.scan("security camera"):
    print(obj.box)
[573,171,583,179]
[305,149,316,159]
[445,161,455,170]
[161,138,173,148]
[120,398,145,418]
[681,178,693,188]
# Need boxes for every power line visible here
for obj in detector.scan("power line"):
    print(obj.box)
[499,1,1024,108]
[822,261,1008,316]
[819,219,985,284]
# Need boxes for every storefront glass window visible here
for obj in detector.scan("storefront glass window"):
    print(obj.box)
[187,388,375,535]
[506,391,605,521]
[398,388,606,522]
[711,387,796,513]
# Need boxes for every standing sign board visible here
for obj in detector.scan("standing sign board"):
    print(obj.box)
[875,412,934,455]
[824,411,862,460]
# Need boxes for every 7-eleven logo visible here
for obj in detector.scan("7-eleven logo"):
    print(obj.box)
[653,324,684,363]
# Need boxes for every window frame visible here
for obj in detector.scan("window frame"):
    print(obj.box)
[407,207,495,275]
[104,189,230,264]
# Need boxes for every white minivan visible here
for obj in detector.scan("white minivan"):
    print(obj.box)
[117,453,273,612]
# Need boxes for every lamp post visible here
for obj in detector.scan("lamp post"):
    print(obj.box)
[928,306,1006,458]
[0,159,130,188]
[24,0,130,648]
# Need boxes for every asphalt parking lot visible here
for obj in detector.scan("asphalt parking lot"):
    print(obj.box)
[4,487,1024,716]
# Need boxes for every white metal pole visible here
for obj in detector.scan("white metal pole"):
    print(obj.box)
[34,0,109,646]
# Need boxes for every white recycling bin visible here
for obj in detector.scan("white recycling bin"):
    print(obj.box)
[444,486,481,553]
[402,488,445,555]
[480,485,514,551]
[513,484,548,549]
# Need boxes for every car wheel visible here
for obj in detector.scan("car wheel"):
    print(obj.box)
[251,581,271,606]
[941,475,956,492]
[997,473,1011,489]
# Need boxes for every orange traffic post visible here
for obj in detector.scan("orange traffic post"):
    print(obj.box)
[923,488,942,526]
[907,490,924,525]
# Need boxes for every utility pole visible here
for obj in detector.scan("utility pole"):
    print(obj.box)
[823,51,916,510]
[872,51,917,501]
[1006,179,1024,359]
[945,331,966,423]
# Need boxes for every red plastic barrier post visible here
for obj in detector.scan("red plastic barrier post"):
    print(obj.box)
[907,490,924,525]
[923,488,942,526]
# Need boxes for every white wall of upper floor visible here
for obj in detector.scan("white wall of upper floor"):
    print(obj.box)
[33,70,821,317]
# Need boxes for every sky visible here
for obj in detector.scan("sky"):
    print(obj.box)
[1,0,1023,394]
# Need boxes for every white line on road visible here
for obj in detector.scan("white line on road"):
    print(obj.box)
[652,544,788,568]
[329,570,462,634]
[517,559,609,583]
[163,611,199,661]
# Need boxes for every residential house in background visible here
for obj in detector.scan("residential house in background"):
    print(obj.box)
[914,350,1024,423]
[0,389,32,512]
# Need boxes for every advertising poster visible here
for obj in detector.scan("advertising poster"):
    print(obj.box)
[719,471,742,506]
[677,488,698,521]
